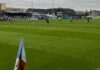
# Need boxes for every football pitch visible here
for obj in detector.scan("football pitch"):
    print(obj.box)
[0,19,100,70]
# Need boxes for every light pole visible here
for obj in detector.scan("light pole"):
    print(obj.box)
[52,0,54,14]
[52,0,55,19]
[31,0,34,9]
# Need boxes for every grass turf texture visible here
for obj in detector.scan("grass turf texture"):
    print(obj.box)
[0,19,100,70]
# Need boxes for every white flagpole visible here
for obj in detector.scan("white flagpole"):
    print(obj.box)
[14,58,19,70]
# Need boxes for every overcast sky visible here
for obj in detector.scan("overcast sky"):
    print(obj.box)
[0,0,100,11]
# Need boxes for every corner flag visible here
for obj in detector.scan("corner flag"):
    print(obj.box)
[14,38,26,70]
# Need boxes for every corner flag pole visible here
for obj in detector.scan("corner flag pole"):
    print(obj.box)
[14,58,19,70]
[14,38,26,70]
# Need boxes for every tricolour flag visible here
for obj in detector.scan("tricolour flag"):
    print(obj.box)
[14,38,26,70]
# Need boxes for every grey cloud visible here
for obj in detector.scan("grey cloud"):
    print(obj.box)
[1,0,100,10]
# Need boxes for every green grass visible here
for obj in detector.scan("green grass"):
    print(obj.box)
[0,19,100,70]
